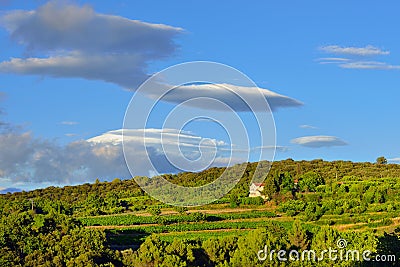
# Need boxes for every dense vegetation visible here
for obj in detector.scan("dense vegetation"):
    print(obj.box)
[1,159,400,266]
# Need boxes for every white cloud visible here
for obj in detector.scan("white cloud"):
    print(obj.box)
[299,124,318,129]
[338,61,400,70]
[252,145,289,152]
[60,121,78,125]
[291,135,347,148]
[0,130,131,187]
[388,158,400,163]
[0,2,301,112]
[89,128,241,175]
[0,1,182,89]
[319,45,389,56]
[318,45,400,71]
[316,57,351,62]
[0,1,182,54]
[0,127,245,188]
[146,83,303,112]
[0,53,150,88]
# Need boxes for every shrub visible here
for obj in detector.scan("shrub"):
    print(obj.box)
[190,212,207,222]
[147,206,161,216]
[240,197,264,206]
[277,200,306,217]
[298,172,325,192]
[304,202,324,221]
[173,206,188,214]
[333,206,344,215]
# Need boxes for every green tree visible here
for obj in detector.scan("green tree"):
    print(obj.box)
[230,223,288,266]
[298,171,324,192]
[129,235,166,266]
[203,236,238,266]
[376,156,387,164]
[85,193,105,216]
[263,176,279,200]
[280,172,294,193]
[288,220,309,250]
[304,202,324,221]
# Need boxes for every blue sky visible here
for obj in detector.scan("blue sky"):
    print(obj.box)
[0,0,400,190]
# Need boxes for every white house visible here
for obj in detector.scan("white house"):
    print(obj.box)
[249,182,265,199]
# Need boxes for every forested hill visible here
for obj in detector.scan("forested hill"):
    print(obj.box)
[1,159,400,266]
[2,158,399,207]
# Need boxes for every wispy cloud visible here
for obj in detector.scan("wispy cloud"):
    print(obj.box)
[339,61,400,70]
[319,45,389,56]
[299,124,318,129]
[388,157,400,163]
[317,57,351,62]
[316,57,351,65]
[60,121,78,125]
[251,145,289,153]
[318,44,400,70]
[291,135,347,148]
[64,133,78,137]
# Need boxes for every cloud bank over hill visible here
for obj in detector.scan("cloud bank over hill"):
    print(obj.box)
[0,125,243,189]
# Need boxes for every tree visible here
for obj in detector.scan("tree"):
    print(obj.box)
[263,176,279,200]
[304,202,324,221]
[288,220,309,251]
[280,172,294,193]
[203,236,238,265]
[229,194,240,208]
[85,193,106,216]
[376,156,387,164]
[298,171,324,192]
[230,223,288,266]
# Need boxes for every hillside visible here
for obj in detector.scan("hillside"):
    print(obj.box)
[1,159,400,266]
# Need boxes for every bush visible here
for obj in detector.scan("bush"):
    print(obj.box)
[278,200,306,216]
[367,218,393,228]
[298,172,325,192]
[240,197,264,206]
[333,206,344,215]
[304,202,324,221]
[386,204,395,212]
[147,206,161,216]
[173,206,188,214]
[321,200,336,214]
[190,212,207,222]
[351,205,367,214]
